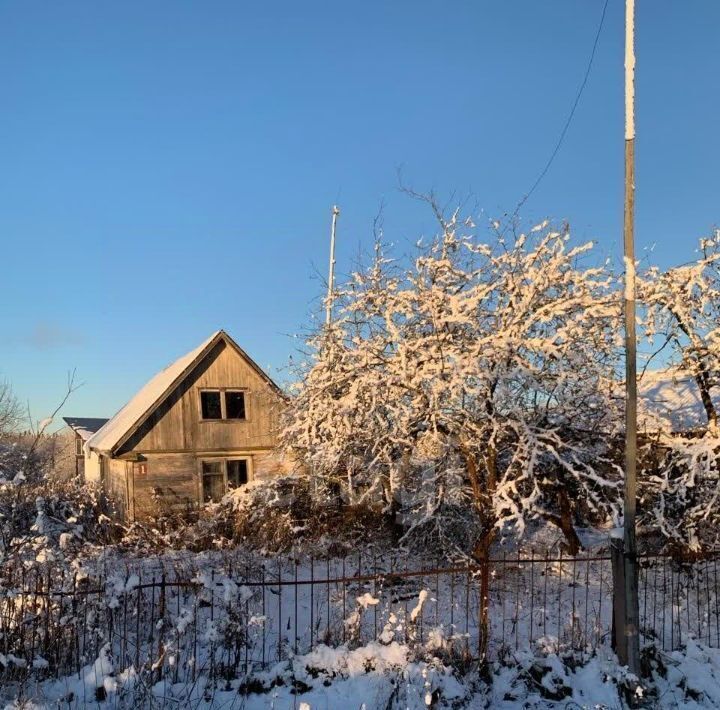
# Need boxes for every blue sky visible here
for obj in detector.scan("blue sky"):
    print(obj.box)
[0,0,718,424]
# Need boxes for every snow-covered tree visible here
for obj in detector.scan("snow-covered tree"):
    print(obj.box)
[639,427,720,553]
[0,373,110,568]
[641,230,720,427]
[0,380,21,435]
[284,210,624,556]
[638,230,720,553]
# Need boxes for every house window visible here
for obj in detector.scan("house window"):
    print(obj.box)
[75,437,84,457]
[200,390,222,420]
[201,460,225,503]
[227,459,248,489]
[225,391,246,420]
[199,388,248,420]
[200,458,251,504]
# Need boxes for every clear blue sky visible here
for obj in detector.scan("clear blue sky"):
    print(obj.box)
[1,0,718,424]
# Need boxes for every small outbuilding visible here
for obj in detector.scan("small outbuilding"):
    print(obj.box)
[62,417,110,478]
[81,330,288,520]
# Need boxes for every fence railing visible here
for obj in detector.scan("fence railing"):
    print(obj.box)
[639,554,720,652]
[1,552,718,690]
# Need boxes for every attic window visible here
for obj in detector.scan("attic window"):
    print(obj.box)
[200,391,222,419]
[199,388,247,420]
[225,391,246,420]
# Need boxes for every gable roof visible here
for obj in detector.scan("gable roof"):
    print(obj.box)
[639,368,719,432]
[86,330,281,454]
[63,417,110,441]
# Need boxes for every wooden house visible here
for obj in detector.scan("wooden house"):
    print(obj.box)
[83,330,288,520]
[62,417,109,478]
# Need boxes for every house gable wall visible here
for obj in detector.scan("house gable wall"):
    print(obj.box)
[116,339,282,456]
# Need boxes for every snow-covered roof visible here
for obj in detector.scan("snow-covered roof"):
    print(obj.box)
[87,330,222,453]
[638,368,719,432]
[63,417,110,441]
[86,329,283,455]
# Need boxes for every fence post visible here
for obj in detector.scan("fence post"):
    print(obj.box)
[611,537,627,663]
[479,551,490,660]
[158,574,167,684]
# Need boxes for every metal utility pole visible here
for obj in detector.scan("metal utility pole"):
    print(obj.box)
[620,0,641,675]
[325,205,340,326]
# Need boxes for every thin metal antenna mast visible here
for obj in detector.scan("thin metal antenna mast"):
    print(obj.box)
[325,205,340,326]
[622,0,641,675]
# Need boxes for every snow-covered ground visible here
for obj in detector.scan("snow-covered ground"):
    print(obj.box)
[5,636,720,708]
[3,548,720,707]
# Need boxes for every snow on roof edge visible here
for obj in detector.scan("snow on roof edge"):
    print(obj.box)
[86,330,222,453]
[63,417,110,441]
[638,367,718,432]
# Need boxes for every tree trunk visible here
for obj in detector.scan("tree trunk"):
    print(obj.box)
[381,477,404,541]
[543,489,582,556]
[670,309,717,427]
[462,440,498,661]
[473,527,495,659]
[693,367,717,428]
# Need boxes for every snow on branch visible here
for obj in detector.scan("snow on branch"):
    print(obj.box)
[283,210,624,555]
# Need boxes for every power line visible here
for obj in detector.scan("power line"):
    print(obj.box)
[501,0,610,232]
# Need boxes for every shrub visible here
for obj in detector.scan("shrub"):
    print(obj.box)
[0,475,120,570]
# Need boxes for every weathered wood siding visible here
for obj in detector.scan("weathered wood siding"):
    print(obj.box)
[105,456,129,518]
[130,453,198,519]
[117,340,282,456]
[127,451,290,520]
[253,449,293,479]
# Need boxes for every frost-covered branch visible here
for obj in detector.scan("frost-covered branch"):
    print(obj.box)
[283,210,624,555]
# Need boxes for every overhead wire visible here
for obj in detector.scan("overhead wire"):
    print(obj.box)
[500,0,610,234]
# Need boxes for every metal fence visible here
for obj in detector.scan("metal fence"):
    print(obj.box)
[639,554,720,651]
[1,552,718,689]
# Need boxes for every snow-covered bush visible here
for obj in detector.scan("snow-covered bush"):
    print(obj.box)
[120,475,402,556]
[226,474,316,548]
[637,231,720,554]
[638,429,720,554]
[0,434,54,486]
[218,475,401,554]
[0,476,119,570]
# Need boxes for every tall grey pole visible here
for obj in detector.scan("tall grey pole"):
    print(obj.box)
[325,205,340,326]
[622,0,641,675]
